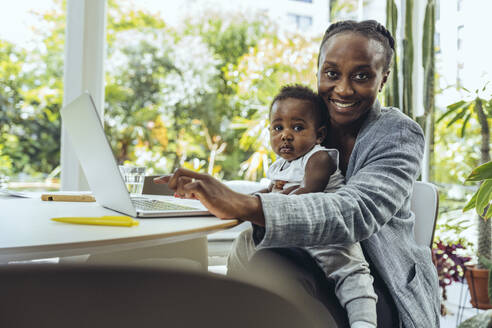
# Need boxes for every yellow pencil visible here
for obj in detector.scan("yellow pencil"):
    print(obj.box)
[51,216,139,227]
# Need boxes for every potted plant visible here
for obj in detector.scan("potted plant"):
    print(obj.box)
[439,85,491,309]
[433,240,471,315]
[463,160,492,309]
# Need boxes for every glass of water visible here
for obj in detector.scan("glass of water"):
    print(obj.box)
[118,165,146,196]
[0,174,8,190]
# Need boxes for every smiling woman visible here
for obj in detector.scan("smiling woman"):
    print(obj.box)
[318,34,388,128]
[317,22,392,174]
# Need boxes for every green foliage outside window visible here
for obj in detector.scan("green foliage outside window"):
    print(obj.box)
[0,0,489,196]
[0,0,319,184]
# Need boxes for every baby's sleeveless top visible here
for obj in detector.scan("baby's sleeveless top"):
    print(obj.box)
[266,144,345,192]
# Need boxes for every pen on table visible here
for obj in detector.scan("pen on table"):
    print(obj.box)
[51,216,139,227]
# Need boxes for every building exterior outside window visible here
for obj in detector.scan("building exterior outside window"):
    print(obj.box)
[287,13,313,31]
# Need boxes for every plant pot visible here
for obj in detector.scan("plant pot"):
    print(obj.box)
[464,265,492,309]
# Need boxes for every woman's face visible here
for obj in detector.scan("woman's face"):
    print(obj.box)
[317,32,389,128]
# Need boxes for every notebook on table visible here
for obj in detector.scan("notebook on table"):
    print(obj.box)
[60,92,211,218]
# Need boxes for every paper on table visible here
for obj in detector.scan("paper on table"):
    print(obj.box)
[0,189,32,198]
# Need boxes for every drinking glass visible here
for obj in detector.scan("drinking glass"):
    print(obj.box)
[118,165,146,196]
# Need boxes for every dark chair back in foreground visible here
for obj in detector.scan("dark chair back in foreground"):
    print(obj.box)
[142,175,174,195]
[0,264,313,328]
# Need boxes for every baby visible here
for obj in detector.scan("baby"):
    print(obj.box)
[228,85,377,328]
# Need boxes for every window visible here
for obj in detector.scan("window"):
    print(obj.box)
[435,32,441,54]
[102,1,320,182]
[290,0,313,3]
[457,25,464,52]
[2,0,328,189]
[457,62,464,87]
[287,13,313,31]
[457,0,464,11]
[0,0,65,191]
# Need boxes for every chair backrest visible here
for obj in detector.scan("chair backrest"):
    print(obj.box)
[0,264,312,328]
[411,181,439,248]
[143,178,268,196]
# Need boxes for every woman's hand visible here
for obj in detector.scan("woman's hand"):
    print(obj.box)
[153,168,265,226]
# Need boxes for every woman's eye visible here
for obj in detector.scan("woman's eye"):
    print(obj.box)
[353,72,370,81]
[293,125,304,132]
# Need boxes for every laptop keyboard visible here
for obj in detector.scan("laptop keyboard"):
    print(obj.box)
[131,197,197,211]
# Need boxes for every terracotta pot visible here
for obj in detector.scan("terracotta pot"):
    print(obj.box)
[464,266,492,309]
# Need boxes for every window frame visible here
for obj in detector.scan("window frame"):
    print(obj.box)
[60,0,107,191]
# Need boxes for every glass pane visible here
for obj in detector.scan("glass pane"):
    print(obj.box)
[0,0,65,191]
[104,0,328,181]
[299,15,313,31]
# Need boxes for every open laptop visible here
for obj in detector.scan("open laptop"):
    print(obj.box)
[60,92,211,218]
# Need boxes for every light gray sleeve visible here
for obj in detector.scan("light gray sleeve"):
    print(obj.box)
[256,117,424,247]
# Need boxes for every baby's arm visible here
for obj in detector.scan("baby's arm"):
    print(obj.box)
[290,151,336,195]
[281,185,300,194]
[255,182,273,194]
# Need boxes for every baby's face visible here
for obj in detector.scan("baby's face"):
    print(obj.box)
[269,98,322,162]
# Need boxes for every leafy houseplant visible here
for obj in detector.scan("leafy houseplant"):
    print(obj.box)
[464,161,492,220]
[439,85,491,309]
[463,161,492,308]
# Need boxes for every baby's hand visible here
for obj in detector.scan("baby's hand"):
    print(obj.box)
[273,180,287,191]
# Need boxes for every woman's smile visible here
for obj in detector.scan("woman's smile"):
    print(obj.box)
[329,98,361,111]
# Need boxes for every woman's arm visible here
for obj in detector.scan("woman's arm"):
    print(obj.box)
[255,114,425,247]
[153,170,266,225]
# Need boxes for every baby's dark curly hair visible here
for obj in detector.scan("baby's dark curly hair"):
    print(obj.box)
[270,84,328,129]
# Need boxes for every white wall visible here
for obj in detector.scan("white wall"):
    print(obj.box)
[437,0,492,107]
[461,0,492,92]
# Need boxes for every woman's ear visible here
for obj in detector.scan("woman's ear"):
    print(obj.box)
[316,126,327,144]
[379,70,390,92]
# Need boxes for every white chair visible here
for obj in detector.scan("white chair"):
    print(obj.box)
[411,181,439,248]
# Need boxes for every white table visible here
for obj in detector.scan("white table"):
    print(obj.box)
[0,196,238,267]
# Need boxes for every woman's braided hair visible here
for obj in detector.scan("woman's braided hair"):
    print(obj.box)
[317,20,395,72]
